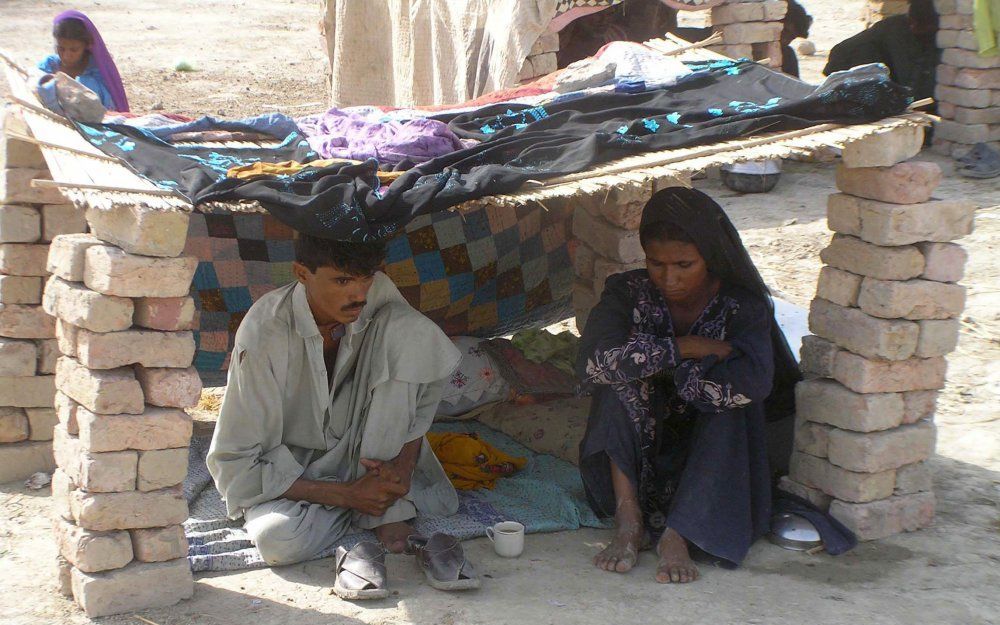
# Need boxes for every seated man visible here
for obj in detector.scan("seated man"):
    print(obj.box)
[207,234,461,565]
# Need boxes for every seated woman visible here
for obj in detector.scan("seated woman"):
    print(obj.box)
[576,187,800,583]
[38,10,129,112]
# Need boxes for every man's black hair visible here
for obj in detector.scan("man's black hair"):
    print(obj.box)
[53,18,91,43]
[294,234,387,276]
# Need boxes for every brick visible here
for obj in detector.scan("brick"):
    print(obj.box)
[56,319,78,357]
[133,296,195,331]
[762,0,788,20]
[36,338,57,374]
[130,525,188,562]
[80,449,138,492]
[137,447,188,491]
[789,451,896,503]
[0,407,29,443]
[903,390,937,424]
[531,52,558,76]
[712,2,765,24]
[827,194,975,245]
[55,518,133,573]
[915,318,960,358]
[590,180,653,230]
[709,43,755,59]
[721,22,782,44]
[808,299,918,360]
[76,329,195,370]
[71,558,193,618]
[916,242,967,282]
[820,235,924,280]
[56,556,73,597]
[0,137,46,169]
[0,337,37,376]
[0,243,50,276]
[832,351,947,394]
[0,303,54,338]
[573,279,598,333]
[894,461,932,494]
[593,258,645,295]
[0,204,40,242]
[85,205,189,258]
[529,32,559,55]
[0,440,55,483]
[70,485,188,531]
[935,84,992,108]
[26,407,57,441]
[0,374,55,407]
[857,278,965,320]
[0,168,65,204]
[835,162,941,205]
[777,475,832,511]
[42,276,134,333]
[573,208,644,263]
[77,405,192,452]
[0,274,42,304]
[84,245,197,298]
[52,422,82,479]
[572,241,596,281]
[946,106,1000,125]
[815,266,863,307]
[55,391,80,435]
[50,468,75,521]
[841,126,924,168]
[40,204,87,241]
[936,28,980,50]
[795,378,904,432]
[798,335,839,377]
[134,365,201,408]
[936,120,991,145]
[794,418,831,457]
[829,492,934,540]
[827,421,935,473]
[46,233,103,282]
[939,13,974,29]
[751,40,782,67]
[55,356,144,415]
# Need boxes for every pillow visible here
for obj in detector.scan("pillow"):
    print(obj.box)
[436,337,512,419]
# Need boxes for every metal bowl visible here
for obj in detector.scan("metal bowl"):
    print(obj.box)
[768,512,823,551]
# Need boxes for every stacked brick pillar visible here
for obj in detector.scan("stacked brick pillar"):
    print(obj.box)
[0,108,87,483]
[782,125,976,540]
[518,32,560,83]
[931,0,1000,157]
[709,0,788,69]
[45,202,200,616]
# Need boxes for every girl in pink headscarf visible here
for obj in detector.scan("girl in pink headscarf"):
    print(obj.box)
[38,10,129,112]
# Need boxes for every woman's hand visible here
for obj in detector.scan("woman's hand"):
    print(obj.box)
[676,336,733,361]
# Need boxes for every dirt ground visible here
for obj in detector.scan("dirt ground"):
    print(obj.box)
[1,1,998,624]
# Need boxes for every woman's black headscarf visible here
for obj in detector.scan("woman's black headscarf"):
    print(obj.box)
[639,186,801,420]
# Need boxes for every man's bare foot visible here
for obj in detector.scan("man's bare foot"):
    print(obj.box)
[655,527,699,583]
[594,504,644,573]
[374,520,413,554]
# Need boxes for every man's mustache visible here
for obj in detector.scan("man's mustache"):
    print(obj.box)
[343,301,366,311]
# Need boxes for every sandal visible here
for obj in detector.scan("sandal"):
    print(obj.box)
[957,144,1000,179]
[956,142,995,165]
[333,541,389,600]
[406,533,481,591]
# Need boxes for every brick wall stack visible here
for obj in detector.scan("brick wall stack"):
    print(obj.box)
[518,32,560,83]
[931,0,1000,157]
[45,201,198,616]
[781,125,976,541]
[709,0,788,69]
[865,0,908,27]
[0,108,87,483]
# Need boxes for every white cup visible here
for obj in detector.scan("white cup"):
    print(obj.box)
[486,521,525,558]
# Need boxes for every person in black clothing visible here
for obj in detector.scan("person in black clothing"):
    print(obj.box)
[781,0,814,78]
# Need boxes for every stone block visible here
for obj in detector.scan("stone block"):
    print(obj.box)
[76,405,192,452]
[795,378,904,432]
[0,407,29,443]
[832,351,947,394]
[26,407,57,441]
[134,365,201,408]
[917,242,967,282]
[130,525,188,562]
[593,180,653,230]
[0,274,42,304]
[826,194,975,245]
[829,492,934,540]
[938,13,974,29]
[762,0,788,20]
[41,204,87,241]
[84,245,198,298]
[0,374,55,407]
[827,421,935,473]
[79,448,138,492]
[593,258,645,295]
[808,299,918,360]
[572,241,596,281]
[834,162,942,205]
[137,447,188,491]
[42,276,134,333]
[52,423,81,480]
[0,337,37,376]
[857,278,966,320]
[132,296,195,331]
[50,468,75,521]
[0,303,55,339]
[0,137,46,169]
[55,518,133,573]
[794,418,832,458]
[56,555,73,597]
[935,84,992,108]
[914,318,961,358]
[841,125,924,168]
[46,233,103,282]
[815,266,863,307]
[572,209,644,263]
[936,28,981,50]
[36,337,58,373]
[529,32,559,55]
[70,485,188,531]
[0,243,50,276]
[56,319,78,358]
[935,120,992,145]
[777,475,832,511]
[70,558,193,617]
[721,21,782,44]
[0,168,65,204]
[712,2,765,24]
[894,461,932,494]
[572,279,598,333]
[798,335,840,377]
[55,391,80,435]
[820,235,924,280]
[0,440,55,483]
[85,205,190,258]
[945,105,1000,125]
[0,204,40,242]
[55,356,144,415]
[75,329,195,370]
[789,451,896,503]
[902,390,938,424]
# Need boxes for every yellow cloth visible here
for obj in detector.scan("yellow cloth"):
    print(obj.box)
[226,159,409,184]
[974,0,1000,56]
[426,432,527,491]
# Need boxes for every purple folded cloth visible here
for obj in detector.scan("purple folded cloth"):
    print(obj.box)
[296,108,466,166]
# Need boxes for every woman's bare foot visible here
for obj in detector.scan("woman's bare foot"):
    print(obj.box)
[374,520,414,553]
[655,527,699,583]
[594,502,644,573]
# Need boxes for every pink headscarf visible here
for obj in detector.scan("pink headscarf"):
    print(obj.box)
[53,10,129,112]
